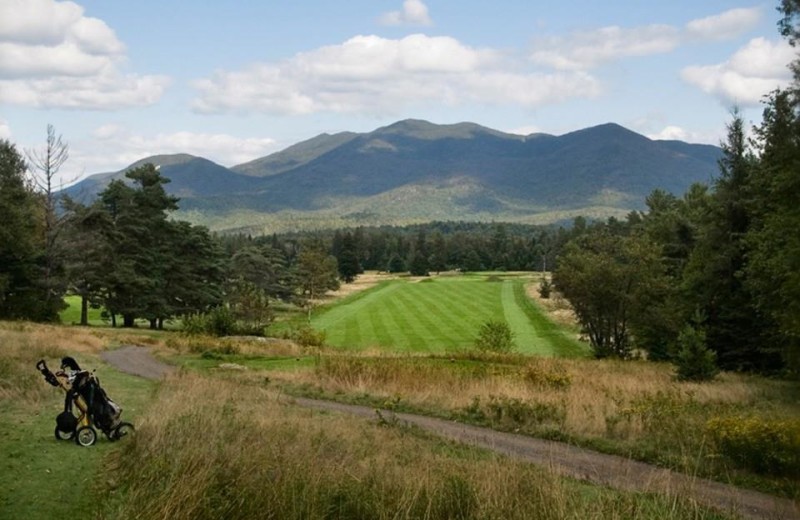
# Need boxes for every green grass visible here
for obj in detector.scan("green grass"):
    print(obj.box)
[0,355,155,519]
[305,277,588,356]
[58,296,106,326]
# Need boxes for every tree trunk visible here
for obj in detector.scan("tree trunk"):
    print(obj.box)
[80,296,88,326]
[158,317,164,330]
[111,312,117,328]
[149,318,157,330]
[123,314,134,328]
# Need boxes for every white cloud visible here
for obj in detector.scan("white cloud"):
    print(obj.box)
[0,73,170,110]
[0,0,168,109]
[647,125,721,144]
[379,0,432,26]
[681,38,794,106]
[507,125,543,136]
[686,7,762,41]
[191,34,601,115]
[0,120,11,140]
[529,7,765,71]
[530,24,680,70]
[66,127,279,182]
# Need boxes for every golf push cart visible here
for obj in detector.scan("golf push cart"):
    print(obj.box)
[36,357,134,447]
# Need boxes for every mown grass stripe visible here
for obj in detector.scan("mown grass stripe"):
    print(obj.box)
[409,284,471,344]
[501,281,555,356]
[381,290,429,351]
[512,282,589,358]
[398,287,461,350]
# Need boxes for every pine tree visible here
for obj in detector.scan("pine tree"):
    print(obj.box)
[682,113,770,370]
[0,141,47,320]
[674,319,719,382]
[337,232,361,283]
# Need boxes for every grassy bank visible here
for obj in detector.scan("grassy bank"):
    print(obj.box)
[97,371,729,519]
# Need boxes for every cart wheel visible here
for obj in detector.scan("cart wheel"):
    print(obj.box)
[75,426,97,447]
[112,422,135,441]
[54,426,74,441]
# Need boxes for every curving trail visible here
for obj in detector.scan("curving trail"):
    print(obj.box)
[103,345,799,520]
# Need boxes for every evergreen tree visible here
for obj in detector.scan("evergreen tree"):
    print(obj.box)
[0,141,47,320]
[386,253,405,273]
[62,199,115,325]
[682,113,770,370]
[428,232,447,274]
[674,318,719,382]
[337,232,361,283]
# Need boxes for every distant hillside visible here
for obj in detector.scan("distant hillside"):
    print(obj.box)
[64,120,722,233]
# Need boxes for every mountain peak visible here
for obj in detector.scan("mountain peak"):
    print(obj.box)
[375,119,520,141]
[127,153,200,170]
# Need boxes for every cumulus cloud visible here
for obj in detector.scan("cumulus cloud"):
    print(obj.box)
[647,125,722,144]
[681,38,794,106]
[685,7,762,41]
[0,0,168,109]
[191,34,601,115]
[67,127,279,179]
[530,7,764,71]
[379,0,432,26]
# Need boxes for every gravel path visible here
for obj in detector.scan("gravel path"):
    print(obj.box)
[102,346,799,520]
[100,345,174,380]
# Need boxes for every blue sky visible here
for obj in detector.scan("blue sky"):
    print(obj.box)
[0,0,795,185]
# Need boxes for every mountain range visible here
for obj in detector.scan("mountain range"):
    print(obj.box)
[64,119,722,234]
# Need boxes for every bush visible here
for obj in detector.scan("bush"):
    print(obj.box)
[182,306,237,337]
[674,323,718,382]
[538,278,552,299]
[474,320,515,353]
[706,416,800,476]
[280,325,326,347]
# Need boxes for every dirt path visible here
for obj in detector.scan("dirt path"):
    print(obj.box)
[102,347,798,520]
[100,345,174,380]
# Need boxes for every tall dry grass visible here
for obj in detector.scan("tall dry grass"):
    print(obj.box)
[266,353,800,493]
[0,321,105,403]
[99,372,721,520]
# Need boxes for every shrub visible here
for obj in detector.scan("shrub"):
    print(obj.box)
[674,323,718,382]
[474,320,515,353]
[279,325,326,347]
[182,306,237,337]
[538,278,552,299]
[706,416,800,476]
[521,363,571,390]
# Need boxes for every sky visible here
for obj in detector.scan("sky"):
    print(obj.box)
[0,0,795,186]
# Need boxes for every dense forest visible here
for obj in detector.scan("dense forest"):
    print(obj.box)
[0,1,797,376]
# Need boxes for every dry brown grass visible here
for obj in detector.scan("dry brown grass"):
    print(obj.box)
[0,321,106,403]
[99,372,721,520]
[526,276,580,330]
[268,354,798,449]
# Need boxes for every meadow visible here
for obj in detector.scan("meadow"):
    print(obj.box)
[296,274,587,356]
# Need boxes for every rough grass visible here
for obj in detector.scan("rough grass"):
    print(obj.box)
[302,277,588,356]
[0,322,154,520]
[97,372,729,520]
[262,353,800,497]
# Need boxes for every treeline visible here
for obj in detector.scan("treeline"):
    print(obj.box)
[223,220,580,280]
[553,3,800,374]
